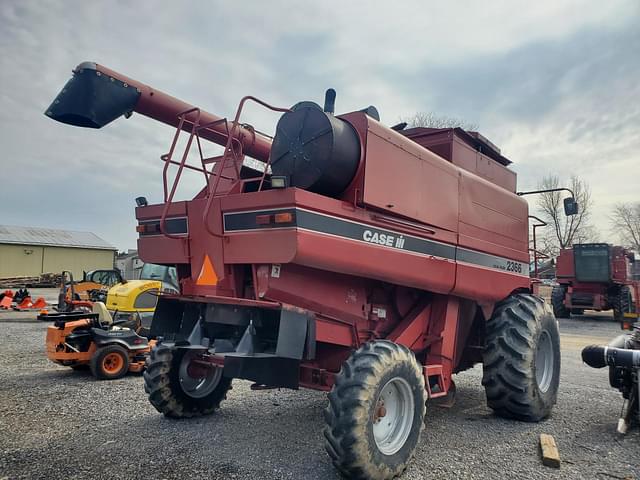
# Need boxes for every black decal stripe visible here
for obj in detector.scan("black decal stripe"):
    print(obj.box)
[223,208,529,277]
[457,248,530,276]
[295,210,456,260]
[223,208,296,231]
[139,217,188,236]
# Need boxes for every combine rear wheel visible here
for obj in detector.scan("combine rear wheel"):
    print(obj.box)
[323,340,425,480]
[551,285,570,318]
[613,286,633,323]
[482,293,560,421]
[144,345,232,418]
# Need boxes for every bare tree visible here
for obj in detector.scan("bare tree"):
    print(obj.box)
[535,175,594,257]
[400,112,479,131]
[611,202,640,251]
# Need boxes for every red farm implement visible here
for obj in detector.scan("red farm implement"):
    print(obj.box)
[46,62,579,479]
[552,243,639,327]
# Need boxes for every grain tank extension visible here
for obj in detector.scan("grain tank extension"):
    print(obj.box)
[47,62,569,480]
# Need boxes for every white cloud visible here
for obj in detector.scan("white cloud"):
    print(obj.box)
[0,0,638,249]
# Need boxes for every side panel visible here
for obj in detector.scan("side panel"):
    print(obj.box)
[611,246,631,283]
[362,121,460,232]
[457,169,529,261]
[454,169,530,299]
[294,229,456,295]
[255,263,368,326]
[556,249,574,282]
[136,202,190,264]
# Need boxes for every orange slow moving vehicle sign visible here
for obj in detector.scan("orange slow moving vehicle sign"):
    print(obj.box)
[196,254,218,286]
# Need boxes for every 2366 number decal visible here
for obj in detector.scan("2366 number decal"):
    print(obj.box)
[506,261,523,273]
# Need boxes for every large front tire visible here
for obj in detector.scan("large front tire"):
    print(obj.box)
[482,293,560,422]
[144,345,232,418]
[324,340,425,480]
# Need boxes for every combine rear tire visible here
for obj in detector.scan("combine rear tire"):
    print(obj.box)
[144,345,232,418]
[482,293,560,422]
[551,285,570,318]
[613,286,632,323]
[323,340,425,480]
[90,345,129,380]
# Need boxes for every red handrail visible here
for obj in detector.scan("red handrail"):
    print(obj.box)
[529,215,548,279]
[201,96,290,237]
[157,96,290,240]
[160,108,201,239]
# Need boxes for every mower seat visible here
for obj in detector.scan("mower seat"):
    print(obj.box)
[92,301,113,325]
[91,327,149,348]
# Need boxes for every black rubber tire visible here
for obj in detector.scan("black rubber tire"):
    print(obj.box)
[571,308,584,315]
[613,286,632,323]
[144,345,232,418]
[90,344,130,380]
[551,285,570,318]
[70,363,89,371]
[323,340,425,480]
[482,293,561,422]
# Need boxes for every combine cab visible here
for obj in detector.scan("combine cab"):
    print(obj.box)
[47,62,578,479]
[553,243,639,325]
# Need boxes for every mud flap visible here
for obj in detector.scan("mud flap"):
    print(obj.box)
[223,354,300,389]
[222,305,315,388]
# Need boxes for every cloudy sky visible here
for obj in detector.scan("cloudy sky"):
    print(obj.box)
[0,1,638,251]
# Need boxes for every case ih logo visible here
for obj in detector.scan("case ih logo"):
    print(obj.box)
[363,230,406,249]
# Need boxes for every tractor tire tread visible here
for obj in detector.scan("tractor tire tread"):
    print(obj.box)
[143,345,232,418]
[323,340,425,480]
[613,286,632,323]
[551,285,570,318]
[482,293,560,422]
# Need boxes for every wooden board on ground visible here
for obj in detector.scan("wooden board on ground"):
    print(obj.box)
[539,433,561,468]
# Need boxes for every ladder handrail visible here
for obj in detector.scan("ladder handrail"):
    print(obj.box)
[160,108,201,239]
[202,96,291,237]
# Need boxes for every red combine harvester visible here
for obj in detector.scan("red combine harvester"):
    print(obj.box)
[47,62,577,479]
[552,244,639,325]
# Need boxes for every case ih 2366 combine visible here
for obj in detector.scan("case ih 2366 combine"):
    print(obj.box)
[47,62,577,479]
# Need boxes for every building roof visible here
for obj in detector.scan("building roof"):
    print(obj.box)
[0,225,115,250]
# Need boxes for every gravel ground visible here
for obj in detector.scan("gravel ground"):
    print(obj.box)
[0,309,638,480]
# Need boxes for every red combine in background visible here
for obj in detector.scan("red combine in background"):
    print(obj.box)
[46,62,579,479]
[553,244,639,326]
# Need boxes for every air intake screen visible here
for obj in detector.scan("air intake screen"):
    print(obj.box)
[574,244,610,283]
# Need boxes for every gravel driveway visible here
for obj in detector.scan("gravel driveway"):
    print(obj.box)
[0,311,638,479]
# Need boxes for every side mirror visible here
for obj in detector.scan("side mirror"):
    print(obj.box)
[563,197,579,216]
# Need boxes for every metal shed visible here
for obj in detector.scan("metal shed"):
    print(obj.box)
[0,225,116,279]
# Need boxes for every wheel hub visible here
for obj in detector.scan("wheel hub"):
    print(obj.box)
[103,353,123,373]
[535,330,554,393]
[179,351,223,399]
[373,401,387,422]
[372,377,415,456]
